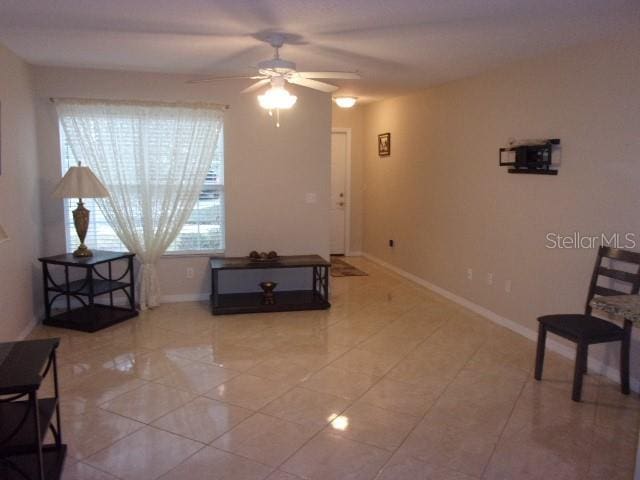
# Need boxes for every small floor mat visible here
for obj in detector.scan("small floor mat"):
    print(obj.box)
[330,256,368,277]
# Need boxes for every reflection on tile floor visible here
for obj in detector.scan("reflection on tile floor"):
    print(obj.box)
[28,257,640,479]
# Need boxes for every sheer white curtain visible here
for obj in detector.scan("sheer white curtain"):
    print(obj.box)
[56,99,224,309]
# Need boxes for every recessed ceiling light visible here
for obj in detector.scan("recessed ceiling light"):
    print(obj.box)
[334,96,357,108]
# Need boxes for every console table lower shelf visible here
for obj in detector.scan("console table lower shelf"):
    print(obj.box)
[211,290,330,315]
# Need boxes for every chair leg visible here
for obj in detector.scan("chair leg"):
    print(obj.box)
[621,320,631,395]
[534,323,546,381]
[581,345,588,375]
[572,342,588,402]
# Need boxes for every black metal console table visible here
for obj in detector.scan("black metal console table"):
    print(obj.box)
[210,255,330,315]
[39,251,138,332]
[0,338,65,480]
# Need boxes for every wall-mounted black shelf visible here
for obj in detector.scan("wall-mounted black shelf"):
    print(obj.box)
[499,138,560,175]
[507,168,558,175]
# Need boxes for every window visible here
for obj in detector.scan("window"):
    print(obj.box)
[59,125,225,254]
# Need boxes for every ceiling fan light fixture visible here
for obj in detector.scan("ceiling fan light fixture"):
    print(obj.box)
[258,85,297,110]
[334,96,357,108]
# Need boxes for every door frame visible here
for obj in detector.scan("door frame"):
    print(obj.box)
[331,128,352,256]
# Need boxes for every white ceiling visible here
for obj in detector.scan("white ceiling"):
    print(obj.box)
[0,0,638,101]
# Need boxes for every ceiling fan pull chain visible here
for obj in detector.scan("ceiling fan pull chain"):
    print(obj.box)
[276,109,281,128]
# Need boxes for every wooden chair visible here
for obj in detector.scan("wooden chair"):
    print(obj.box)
[535,246,640,401]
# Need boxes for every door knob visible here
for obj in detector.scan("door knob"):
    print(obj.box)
[338,201,345,207]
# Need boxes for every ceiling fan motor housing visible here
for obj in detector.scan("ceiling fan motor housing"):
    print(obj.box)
[258,58,296,75]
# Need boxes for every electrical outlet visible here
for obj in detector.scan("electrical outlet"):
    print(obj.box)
[505,280,512,293]
[186,267,194,279]
[487,273,493,285]
[467,268,473,280]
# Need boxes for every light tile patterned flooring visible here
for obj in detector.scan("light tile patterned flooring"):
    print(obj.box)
[28,257,640,479]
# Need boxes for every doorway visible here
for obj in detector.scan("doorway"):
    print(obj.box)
[330,129,351,255]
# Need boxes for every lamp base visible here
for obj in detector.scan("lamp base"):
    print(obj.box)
[72,199,93,257]
[73,244,93,257]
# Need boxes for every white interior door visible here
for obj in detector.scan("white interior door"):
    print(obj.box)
[330,131,348,255]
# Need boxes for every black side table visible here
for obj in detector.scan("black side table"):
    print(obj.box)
[39,251,138,333]
[0,338,66,479]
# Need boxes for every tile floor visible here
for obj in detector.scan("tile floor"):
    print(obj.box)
[27,257,640,479]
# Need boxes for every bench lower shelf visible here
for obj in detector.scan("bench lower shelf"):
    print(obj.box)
[211,290,330,315]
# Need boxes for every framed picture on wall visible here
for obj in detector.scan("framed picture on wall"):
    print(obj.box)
[378,132,390,156]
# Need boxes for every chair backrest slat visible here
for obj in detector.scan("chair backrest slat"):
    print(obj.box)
[598,266,638,283]
[601,247,640,263]
[585,246,640,315]
[593,285,629,297]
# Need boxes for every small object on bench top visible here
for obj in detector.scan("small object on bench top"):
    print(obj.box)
[248,250,279,262]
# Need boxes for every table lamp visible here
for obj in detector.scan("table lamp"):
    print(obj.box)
[53,163,109,257]
[0,223,8,244]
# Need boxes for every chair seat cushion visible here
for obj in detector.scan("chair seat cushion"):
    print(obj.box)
[538,314,624,343]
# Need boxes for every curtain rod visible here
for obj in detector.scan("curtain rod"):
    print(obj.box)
[49,97,230,110]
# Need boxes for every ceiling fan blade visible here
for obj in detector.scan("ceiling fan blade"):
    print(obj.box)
[288,77,338,93]
[203,44,266,72]
[306,43,408,71]
[241,78,271,93]
[187,75,265,84]
[297,71,361,80]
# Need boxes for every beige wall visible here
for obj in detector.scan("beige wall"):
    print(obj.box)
[0,44,42,340]
[331,104,365,254]
[33,67,331,299]
[361,32,640,382]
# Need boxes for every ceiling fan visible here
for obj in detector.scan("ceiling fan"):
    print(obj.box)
[188,34,360,126]
[188,33,361,95]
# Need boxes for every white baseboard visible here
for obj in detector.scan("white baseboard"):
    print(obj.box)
[160,293,209,303]
[363,252,640,392]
